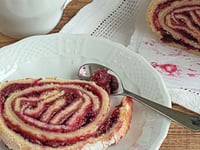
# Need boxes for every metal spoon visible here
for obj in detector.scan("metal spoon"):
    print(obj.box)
[78,63,200,131]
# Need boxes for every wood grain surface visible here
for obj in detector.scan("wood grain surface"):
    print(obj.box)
[0,0,200,149]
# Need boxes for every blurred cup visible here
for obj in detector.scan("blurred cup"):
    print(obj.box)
[0,0,71,38]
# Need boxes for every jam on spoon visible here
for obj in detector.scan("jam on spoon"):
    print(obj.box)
[89,68,119,94]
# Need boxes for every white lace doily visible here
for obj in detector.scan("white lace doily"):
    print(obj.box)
[61,0,141,45]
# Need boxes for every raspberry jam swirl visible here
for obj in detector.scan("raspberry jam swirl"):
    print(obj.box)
[0,79,110,147]
[0,78,133,149]
[148,0,200,53]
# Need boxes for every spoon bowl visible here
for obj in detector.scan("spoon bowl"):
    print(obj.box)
[78,63,124,95]
[78,63,200,131]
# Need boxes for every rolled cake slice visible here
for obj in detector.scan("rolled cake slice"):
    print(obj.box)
[0,78,133,150]
[147,0,200,55]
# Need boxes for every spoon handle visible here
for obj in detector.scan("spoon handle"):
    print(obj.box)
[123,89,200,131]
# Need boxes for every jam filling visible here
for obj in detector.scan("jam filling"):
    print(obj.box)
[90,69,119,94]
[161,29,200,51]
[96,105,120,136]
[0,83,31,108]
[0,77,128,148]
[178,29,198,43]
[6,105,121,147]
[0,80,110,147]
[152,1,200,51]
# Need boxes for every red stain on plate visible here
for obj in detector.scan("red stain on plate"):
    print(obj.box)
[168,49,183,57]
[188,68,196,72]
[144,40,156,46]
[187,68,200,77]
[187,73,196,77]
[153,49,165,55]
[151,62,180,76]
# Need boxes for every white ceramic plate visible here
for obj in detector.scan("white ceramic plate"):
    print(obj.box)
[0,33,171,150]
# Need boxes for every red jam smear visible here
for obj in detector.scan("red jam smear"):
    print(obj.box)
[90,69,119,94]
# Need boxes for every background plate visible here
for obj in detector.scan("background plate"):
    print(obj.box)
[0,33,171,150]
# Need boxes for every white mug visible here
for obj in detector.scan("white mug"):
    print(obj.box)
[0,0,71,38]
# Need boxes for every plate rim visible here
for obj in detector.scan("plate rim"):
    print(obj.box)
[0,33,171,150]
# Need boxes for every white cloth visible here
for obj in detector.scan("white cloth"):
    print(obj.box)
[61,0,200,114]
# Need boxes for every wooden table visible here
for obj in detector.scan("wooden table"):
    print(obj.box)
[0,0,200,149]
